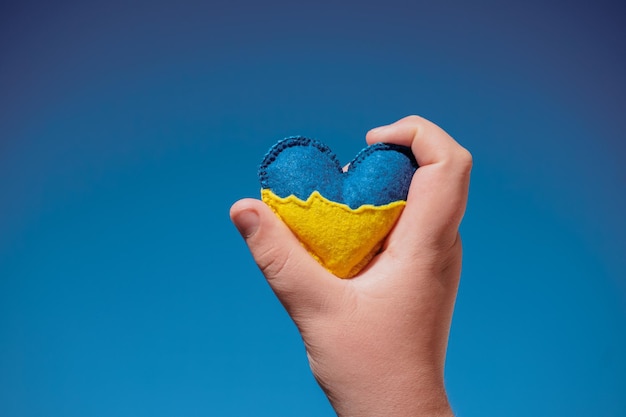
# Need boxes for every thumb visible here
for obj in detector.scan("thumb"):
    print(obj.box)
[230,198,339,317]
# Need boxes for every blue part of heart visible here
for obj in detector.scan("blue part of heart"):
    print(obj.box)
[259,137,418,209]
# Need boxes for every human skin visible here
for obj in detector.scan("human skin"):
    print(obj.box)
[230,115,472,417]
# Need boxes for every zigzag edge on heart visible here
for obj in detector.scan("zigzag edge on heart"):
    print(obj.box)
[259,136,418,207]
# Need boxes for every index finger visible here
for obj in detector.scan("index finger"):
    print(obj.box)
[366,115,472,251]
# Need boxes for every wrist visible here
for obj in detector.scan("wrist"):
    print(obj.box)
[308,349,453,417]
[328,378,453,417]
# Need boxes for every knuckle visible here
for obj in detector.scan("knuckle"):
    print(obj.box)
[403,114,423,123]
[255,246,293,280]
[453,147,473,173]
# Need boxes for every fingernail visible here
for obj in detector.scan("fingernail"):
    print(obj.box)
[233,209,260,238]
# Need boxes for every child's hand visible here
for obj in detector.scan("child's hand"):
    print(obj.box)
[230,115,472,417]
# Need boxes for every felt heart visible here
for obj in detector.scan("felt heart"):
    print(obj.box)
[259,137,418,278]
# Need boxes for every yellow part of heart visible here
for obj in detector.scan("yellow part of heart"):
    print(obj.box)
[261,189,406,278]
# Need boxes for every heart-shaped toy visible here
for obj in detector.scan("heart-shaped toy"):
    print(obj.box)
[259,137,418,278]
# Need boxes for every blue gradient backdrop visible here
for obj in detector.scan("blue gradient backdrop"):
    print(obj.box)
[1,1,625,416]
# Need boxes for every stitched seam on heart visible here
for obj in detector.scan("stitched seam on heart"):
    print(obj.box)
[347,143,418,174]
[259,136,342,189]
[259,138,417,186]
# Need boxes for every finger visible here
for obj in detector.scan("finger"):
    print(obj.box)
[230,198,341,317]
[367,115,471,168]
[366,115,472,251]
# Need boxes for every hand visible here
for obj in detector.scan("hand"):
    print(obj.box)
[230,115,472,417]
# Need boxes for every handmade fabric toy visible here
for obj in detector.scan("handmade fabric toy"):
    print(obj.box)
[259,137,418,278]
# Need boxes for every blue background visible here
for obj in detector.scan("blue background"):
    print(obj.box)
[1,1,625,416]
